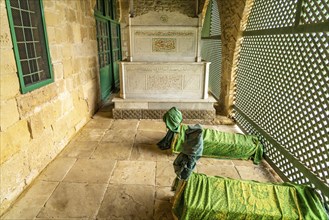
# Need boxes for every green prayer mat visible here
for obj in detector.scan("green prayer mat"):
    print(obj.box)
[172,124,263,164]
[172,173,329,220]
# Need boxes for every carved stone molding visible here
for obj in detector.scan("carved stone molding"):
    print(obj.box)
[132,0,196,17]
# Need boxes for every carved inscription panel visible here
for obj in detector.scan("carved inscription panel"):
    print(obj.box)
[132,28,197,61]
[147,74,182,90]
[123,63,206,99]
[152,38,177,52]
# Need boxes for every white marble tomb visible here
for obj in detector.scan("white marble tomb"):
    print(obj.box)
[113,9,216,119]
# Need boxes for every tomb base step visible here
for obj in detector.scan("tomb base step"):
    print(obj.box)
[112,96,217,119]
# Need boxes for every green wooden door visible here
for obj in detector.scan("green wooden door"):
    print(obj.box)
[96,17,113,101]
[95,0,122,98]
[110,21,121,89]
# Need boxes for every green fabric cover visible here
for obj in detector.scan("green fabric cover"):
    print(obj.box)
[172,173,329,220]
[163,107,183,133]
[172,124,263,164]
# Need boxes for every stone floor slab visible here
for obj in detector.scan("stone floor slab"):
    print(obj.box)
[135,130,166,145]
[2,181,58,219]
[102,129,136,143]
[39,157,76,181]
[83,118,113,129]
[138,120,166,132]
[197,165,241,179]
[156,161,177,187]
[76,128,106,141]
[97,184,155,219]
[154,199,174,220]
[110,161,156,185]
[98,102,114,112]
[63,159,116,184]
[92,111,113,119]
[92,142,133,160]
[236,165,276,182]
[232,159,257,167]
[37,182,107,219]
[60,141,98,158]
[130,143,169,161]
[198,158,234,166]
[110,119,139,130]
[155,186,174,201]
[167,152,179,162]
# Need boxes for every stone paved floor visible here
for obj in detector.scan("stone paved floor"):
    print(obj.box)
[2,107,280,220]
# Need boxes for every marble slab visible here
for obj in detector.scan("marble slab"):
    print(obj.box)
[120,62,210,99]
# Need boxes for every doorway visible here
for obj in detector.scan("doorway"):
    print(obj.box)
[95,0,121,101]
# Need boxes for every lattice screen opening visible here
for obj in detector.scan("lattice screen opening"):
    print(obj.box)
[201,0,222,99]
[235,32,329,204]
[210,0,221,36]
[201,39,222,99]
[245,0,297,31]
[300,0,329,24]
[235,0,329,206]
[235,111,329,205]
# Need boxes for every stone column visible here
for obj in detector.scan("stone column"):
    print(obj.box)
[216,0,253,116]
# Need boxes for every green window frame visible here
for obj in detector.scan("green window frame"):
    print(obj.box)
[6,0,53,94]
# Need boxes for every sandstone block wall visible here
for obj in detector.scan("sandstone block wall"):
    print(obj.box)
[0,0,98,215]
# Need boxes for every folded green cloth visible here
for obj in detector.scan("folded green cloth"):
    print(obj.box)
[172,124,263,164]
[162,107,182,133]
[173,173,329,220]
